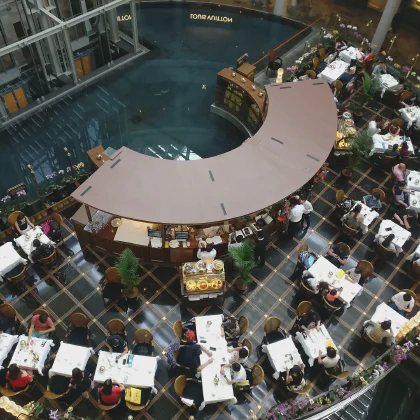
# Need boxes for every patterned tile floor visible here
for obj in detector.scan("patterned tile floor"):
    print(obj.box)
[2,96,420,419]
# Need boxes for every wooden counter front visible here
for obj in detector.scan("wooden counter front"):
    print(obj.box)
[87,146,110,170]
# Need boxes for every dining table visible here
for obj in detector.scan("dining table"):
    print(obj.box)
[295,324,335,367]
[317,59,349,83]
[339,46,362,64]
[49,343,93,377]
[195,314,236,410]
[308,256,362,305]
[93,351,158,391]
[408,190,420,213]
[14,226,55,262]
[379,74,399,98]
[0,333,19,366]
[370,133,414,156]
[9,335,54,374]
[262,337,302,379]
[376,220,411,249]
[407,170,420,192]
[399,106,420,128]
[351,201,379,233]
[370,303,407,337]
[0,242,27,282]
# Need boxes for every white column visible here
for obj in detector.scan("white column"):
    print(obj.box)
[371,0,402,51]
[80,0,92,34]
[273,0,286,17]
[106,0,120,43]
[130,0,139,52]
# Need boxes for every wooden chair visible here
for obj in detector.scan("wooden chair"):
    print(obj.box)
[102,268,123,305]
[371,188,386,202]
[51,213,63,226]
[239,315,249,336]
[299,279,318,297]
[44,385,70,400]
[400,90,413,103]
[293,244,309,277]
[322,296,342,313]
[287,381,312,395]
[173,321,183,339]
[0,303,16,320]
[250,365,264,388]
[242,338,253,356]
[411,261,420,281]
[66,312,90,346]
[342,223,359,238]
[335,190,346,209]
[358,260,374,280]
[134,328,153,344]
[296,301,312,318]
[319,47,326,61]
[402,289,417,304]
[0,384,30,397]
[333,80,343,95]
[38,249,57,268]
[376,242,396,260]
[7,211,23,227]
[69,312,88,328]
[264,317,281,335]
[313,57,320,71]
[106,319,126,336]
[324,365,350,380]
[174,375,186,397]
[306,70,316,79]
[6,265,28,287]
[105,267,121,283]
[97,399,121,411]
[34,308,50,318]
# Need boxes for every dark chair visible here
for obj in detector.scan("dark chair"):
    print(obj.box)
[371,188,386,203]
[101,267,123,306]
[376,242,397,260]
[5,264,28,294]
[410,260,420,282]
[38,249,57,268]
[263,317,287,344]
[132,328,154,356]
[378,155,399,171]
[341,222,359,238]
[66,312,91,347]
[125,386,154,411]
[322,296,343,313]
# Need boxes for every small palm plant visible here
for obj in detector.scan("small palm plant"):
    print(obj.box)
[115,248,140,296]
[228,239,256,290]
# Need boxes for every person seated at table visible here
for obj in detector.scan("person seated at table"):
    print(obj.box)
[375,233,400,256]
[389,76,406,95]
[341,204,363,232]
[372,61,387,77]
[389,122,401,136]
[400,93,417,108]
[28,312,55,340]
[301,271,329,295]
[105,334,128,358]
[325,288,344,309]
[70,367,92,395]
[335,37,347,53]
[400,141,410,158]
[285,362,306,392]
[360,47,374,66]
[338,66,356,86]
[197,244,216,263]
[49,375,70,395]
[345,264,363,284]
[363,320,395,346]
[220,362,247,386]
[393,163,409,183]
[181,378,204,407]
[367,116,382,137]
[298,310,321,332]
[177,343,213,373]
[14,213,34,235]
[6,364,33,391]
[318,347,341,373]
[228,345,249,364]
[363,191,382,210]
[99,379,125,406]
[389,291,414,316]
[394,208,415,230]
[221,316,241,346]
[394,181,409,208]
[325,243,349,268]
[31,239,55,262]
[384,143,399,157]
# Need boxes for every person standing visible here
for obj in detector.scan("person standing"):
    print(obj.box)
[254,231,266,267]
[288,197,304,237]
[197,245,216,263]
[300,197,313,231]
[367,117,381,137]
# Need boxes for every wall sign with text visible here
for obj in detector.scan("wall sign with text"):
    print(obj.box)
[190,14,233,22]
[117,15,132,21]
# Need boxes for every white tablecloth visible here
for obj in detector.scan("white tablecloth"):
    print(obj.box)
[318,59,349,83]
[9,335,54,374]
[14,226,55,262]
[308,257,362,304]
[377,220,411,249]
[407,243,420,262]
[407,171,420,192]
[0,334,19,366]
[93,351,157,389]
[370,133,414,156]
[352,201,379,232]
[339,47,362,64]
[262,337,302,379]
[408,190,420,213]
[49,343,93,377]
[379,74,399,98]
[399,106,420,129]
[195,314,235,410]
[0,242,27,282]
[296,325,334,367]
[370,303,407,337]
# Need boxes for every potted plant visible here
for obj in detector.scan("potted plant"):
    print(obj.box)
[228,239,256,291]
[115,248,140,298]
[341,129,373,180]
[361,71,381,103]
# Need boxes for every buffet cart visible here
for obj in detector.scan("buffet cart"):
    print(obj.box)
[180,260,226,307]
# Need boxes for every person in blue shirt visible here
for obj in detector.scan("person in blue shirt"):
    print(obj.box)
[362,192,382,210]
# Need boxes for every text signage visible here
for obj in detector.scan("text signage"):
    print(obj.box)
[117,15,132,21]
[190,14,233,22]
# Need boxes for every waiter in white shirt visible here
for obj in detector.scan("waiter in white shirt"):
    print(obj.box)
[197,244,216,263]
[367,117,382,137]
[288,197,304,237]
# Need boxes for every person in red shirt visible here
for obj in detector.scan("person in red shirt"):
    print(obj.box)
[99,379,124,405]
[28,313,55,340]
[6,364,33,390]
[360,47,374,66]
